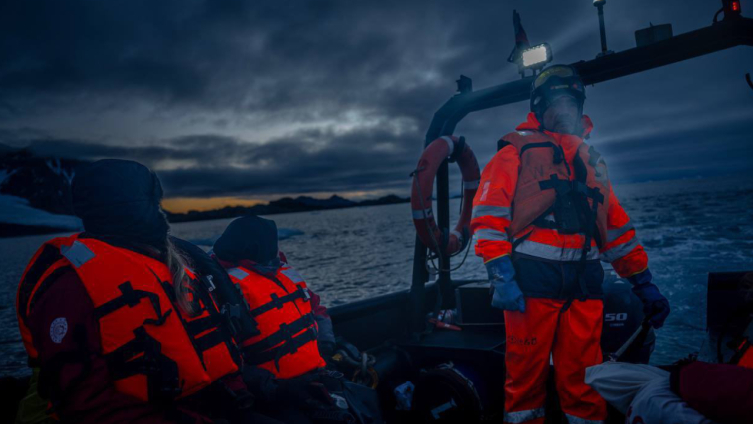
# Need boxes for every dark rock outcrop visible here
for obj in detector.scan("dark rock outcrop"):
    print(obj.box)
[0,147,84,215]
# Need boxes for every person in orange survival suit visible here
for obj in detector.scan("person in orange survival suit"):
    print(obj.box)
[212,215,351,424]
[15,159,283,424]
[470,65,670,424]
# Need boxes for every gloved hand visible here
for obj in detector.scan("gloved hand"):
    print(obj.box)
[485,256,525,312]
[628,269,670,329]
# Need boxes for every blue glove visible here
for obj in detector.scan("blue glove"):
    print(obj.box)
[486,256,525,312]
[628,269,670,329]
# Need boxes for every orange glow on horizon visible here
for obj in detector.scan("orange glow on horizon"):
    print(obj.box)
[161,189,406,214]
[162,196,264,213]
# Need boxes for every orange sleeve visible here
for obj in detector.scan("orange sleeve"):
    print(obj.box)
[471,145,520,264]
[600,186,649,277]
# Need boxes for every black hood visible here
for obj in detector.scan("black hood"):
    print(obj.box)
[72,159,169,248]
[213,215,279,265]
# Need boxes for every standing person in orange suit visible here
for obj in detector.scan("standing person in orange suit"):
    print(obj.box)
[471,65,670,424]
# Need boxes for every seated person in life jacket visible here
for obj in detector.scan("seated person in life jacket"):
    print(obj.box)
[666,280,753,424]
[211,216,363,424]
[15,159,282,424]
[587,277,753,424]
[211,215,335,379]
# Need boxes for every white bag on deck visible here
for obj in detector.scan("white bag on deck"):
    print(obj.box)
[585,362,718,424]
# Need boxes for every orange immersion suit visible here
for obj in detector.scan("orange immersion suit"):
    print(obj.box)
[471,113,649,424]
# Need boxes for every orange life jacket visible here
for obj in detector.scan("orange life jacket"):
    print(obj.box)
[499,129,611,248]
[16,234,240,403]
[226,264,326,379]
[737,347,753,369]
[732,319,753,370]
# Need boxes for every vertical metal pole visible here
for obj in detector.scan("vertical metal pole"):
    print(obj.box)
[436,160,454,309]
[597,4,608,54]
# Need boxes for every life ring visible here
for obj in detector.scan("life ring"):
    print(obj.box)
[411,136,480,256]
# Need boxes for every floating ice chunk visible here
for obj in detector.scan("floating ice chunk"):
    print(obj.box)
[278,228,304,240]
[0,194,82,230]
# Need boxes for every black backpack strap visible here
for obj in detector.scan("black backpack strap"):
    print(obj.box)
[169,236,260,344]
[497,139,512,151]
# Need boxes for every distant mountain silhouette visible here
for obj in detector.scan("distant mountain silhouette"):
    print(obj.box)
[164,194,409,223]
[0,147,410,235]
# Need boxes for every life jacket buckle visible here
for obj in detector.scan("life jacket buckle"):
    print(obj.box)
[202,275,216,293]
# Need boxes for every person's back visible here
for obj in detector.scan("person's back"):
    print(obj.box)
[470,65,670,424]
[15,160,267,424]
[212,215,332,379]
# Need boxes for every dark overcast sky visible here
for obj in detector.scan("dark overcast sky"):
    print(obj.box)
[1,0,752,203]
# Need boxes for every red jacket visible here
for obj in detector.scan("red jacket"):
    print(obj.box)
[672,361,753,423]
[471,113,648,278]
[23,268,215,424]
[18,235,250,424]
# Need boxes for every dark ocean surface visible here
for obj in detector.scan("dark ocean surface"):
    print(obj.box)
[2,175,752,377]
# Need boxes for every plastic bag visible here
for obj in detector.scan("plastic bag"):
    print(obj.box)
[585,362,718,424]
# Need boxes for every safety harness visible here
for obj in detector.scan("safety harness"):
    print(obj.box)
[499,134,607,303]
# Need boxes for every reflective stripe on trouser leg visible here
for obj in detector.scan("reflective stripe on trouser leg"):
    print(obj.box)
[504,407,545,423]
[503,298,562,424]
[564,413,605,424]
[552,299,607,423]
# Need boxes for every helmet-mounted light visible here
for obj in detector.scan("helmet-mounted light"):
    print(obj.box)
[520,43,553,70]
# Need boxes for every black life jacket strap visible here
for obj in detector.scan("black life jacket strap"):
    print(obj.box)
[497,139,511,151]
[103,326,182,403]
[193,328,226,353]
[244,326,319,370]
[242,313,317,356]
[249,285,310,318]
[538,173,571,193]
[94,281,172,326]
[184,316,217,335]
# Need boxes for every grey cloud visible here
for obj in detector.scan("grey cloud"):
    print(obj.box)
[26,121,424,197]
[1,0,752,198]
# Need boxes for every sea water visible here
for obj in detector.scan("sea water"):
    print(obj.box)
[1,175,752,377]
